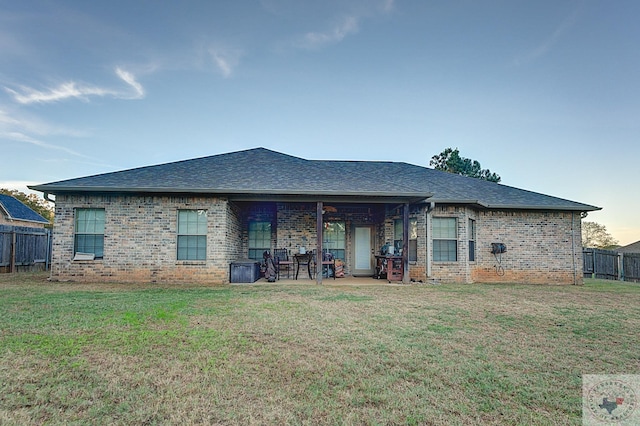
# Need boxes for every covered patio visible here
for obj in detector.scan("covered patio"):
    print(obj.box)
[232,195,430,284]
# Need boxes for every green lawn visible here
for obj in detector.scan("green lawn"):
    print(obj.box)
[1,273,639,425]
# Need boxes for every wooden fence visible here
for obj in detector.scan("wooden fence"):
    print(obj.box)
[583,248,640,283]
[0,225,51,273]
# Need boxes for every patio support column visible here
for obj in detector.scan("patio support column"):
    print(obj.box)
[403,203,410,283]
[316,201,323,285]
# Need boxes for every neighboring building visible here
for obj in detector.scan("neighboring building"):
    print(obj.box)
[29,148,600,284]
[618,241,640,254]
[0,194,50,228]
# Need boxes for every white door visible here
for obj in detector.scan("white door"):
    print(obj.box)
[353,226,374,276]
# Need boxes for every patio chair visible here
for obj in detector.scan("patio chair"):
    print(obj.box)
[320,251,336,280]
[295,250,314,279]
[274,248,293,279]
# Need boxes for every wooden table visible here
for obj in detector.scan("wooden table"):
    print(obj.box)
[374,255,403,282]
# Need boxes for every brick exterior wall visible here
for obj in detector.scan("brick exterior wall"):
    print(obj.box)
[51,194,241,283]
[426,205,583,284]
[49,195,583,285]
[472,209,583,285]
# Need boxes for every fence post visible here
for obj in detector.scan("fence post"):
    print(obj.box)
[46,229,52,271]
[10,231,16,273]
[618,252,624,282]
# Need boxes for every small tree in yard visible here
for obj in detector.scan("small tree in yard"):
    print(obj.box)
[582,221,618,249]
[430,148,501,183]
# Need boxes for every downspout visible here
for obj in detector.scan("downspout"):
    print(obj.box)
[316,201,323,285]
[426,202,435,279]
[403,203,409,283]
[43,192,54,274]
[45,228,51,271]
[571,212,577,285]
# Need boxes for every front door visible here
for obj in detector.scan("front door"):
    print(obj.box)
[353,226,374,276]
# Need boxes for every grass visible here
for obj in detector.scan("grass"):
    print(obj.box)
[0,273,639,425]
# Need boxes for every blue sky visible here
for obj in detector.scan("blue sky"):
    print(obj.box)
[1,0,638,245]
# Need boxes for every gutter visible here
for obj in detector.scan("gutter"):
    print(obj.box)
[30,185,432,199]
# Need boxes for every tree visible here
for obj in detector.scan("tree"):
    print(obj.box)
[0,188,54,224]
[430,148,501,183]
[582,221,618,249]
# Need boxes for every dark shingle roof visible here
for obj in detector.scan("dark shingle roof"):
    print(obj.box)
[29,147,599,211]
[618,241,640,253]
[0,194,50,224]
[330,160,599,211]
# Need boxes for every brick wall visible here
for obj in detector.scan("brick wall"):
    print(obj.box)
[426,205,583,284]
[51,194,240,283]
[276,203,384,276]
[49,195,584,285]
[472,209,583,285]
[276,203,318,255]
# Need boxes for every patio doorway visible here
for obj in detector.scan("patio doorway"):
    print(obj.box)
[352,226,375,276]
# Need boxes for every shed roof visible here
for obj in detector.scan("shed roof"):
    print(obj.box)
[29,147,599,211]
[0,194,50,224]
[618,241,640,253]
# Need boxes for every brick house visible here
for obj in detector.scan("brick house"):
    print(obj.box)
[29,148,599,284]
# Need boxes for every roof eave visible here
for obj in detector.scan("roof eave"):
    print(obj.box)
[478,203,601,211]
[30,186,432,203]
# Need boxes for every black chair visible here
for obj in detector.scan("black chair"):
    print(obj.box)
[295,251,314,279]
[274,248,293,279]
[319,251,336,280]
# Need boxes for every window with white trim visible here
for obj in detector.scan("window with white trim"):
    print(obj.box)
[177,210,207,260]
[433,217,457,262]
[74,208,105,259]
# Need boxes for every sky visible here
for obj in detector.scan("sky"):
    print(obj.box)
[1,0,638,245]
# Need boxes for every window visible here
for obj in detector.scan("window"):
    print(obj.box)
[323,222,346,260]
[248,221,271,260]
[394,218,418,262]
[469,219,476,262]
[75,208,105,258]
[177,210,207,260]
[433,217,457,262]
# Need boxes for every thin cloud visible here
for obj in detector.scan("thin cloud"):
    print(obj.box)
[5,82,113,104]
[380,0,395,13]
[208,47,243,78]
[1,131,88,157]
[5,67,145,104]
[115,67,145,98]
[0,108,91,159]
[513,9,580,66]
[299,16,360,49]
[0,108,87,138]
[289,0,393,50]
